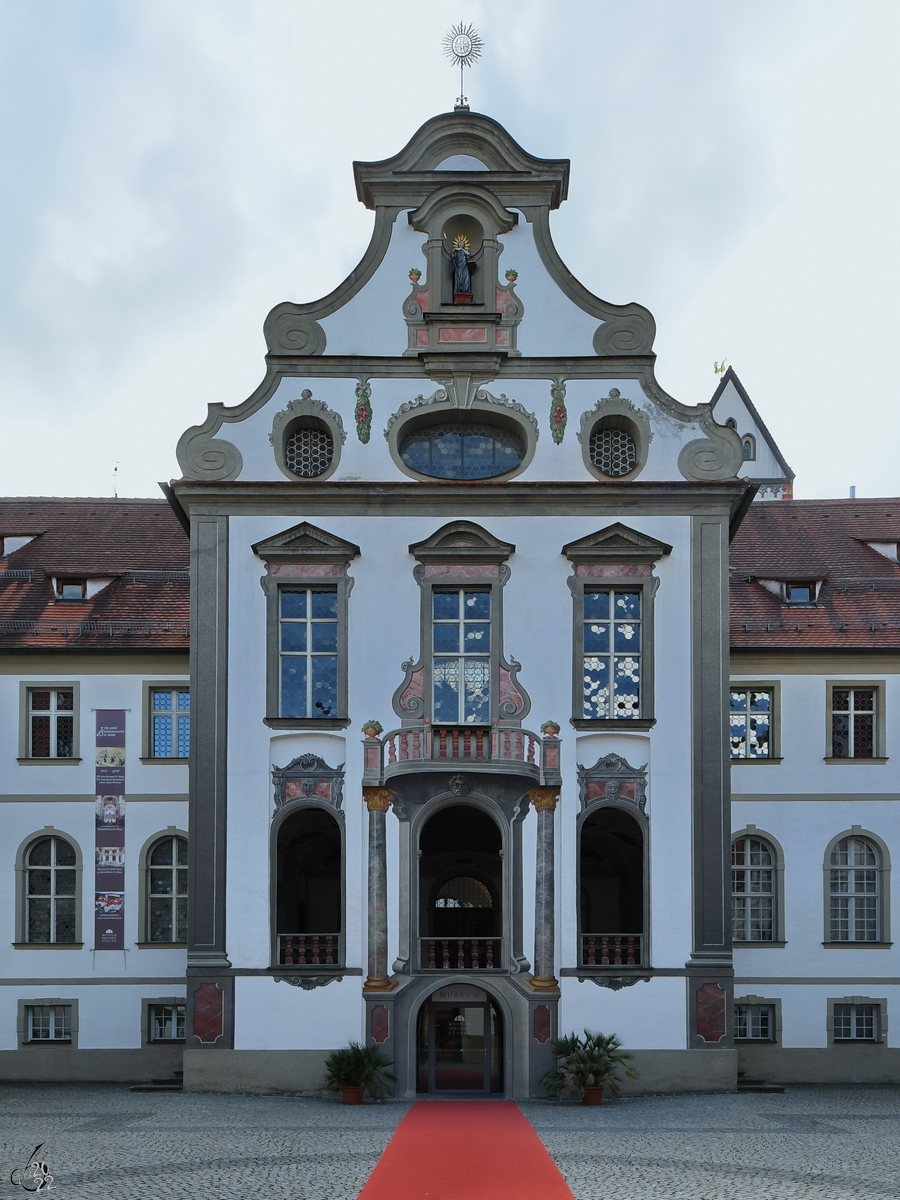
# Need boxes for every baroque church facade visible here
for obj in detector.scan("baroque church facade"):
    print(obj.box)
[2,110,898,1096]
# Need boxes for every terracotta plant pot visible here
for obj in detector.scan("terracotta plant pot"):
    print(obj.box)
[582,1085,604,1106]
[341,1085,364,1105]
[363,727,380,739]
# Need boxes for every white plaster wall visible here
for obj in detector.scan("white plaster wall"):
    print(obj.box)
[0,985,186,1052]
[559,975,687,1050]
[227,510,696,1049]
[234,976,364,1050]
[712,377,786,481]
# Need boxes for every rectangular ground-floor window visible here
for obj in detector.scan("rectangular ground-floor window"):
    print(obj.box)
[149,1003,186,1041]
[27,1004,72,1042]
[833,1003,880,1041]
[734,1002,775,1041]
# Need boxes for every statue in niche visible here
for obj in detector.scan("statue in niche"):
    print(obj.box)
[449,234,476,300]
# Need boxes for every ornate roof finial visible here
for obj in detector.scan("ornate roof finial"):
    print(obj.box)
[443,22,483,112]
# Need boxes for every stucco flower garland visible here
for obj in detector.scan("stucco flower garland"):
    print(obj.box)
[549,381,567,444]
[355,380,373,444]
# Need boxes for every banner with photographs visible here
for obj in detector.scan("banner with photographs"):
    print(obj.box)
[95,710,126,950]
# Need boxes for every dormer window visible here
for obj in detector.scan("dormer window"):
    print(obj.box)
[784,583,814,606]
[56,579,86,602]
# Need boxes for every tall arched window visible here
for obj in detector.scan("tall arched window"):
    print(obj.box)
[579,808,644,966]
[830,836,880,942]
[276,807,343,966]
[25,836,77,943]
[148,835,188,943]
[732,836,776,942]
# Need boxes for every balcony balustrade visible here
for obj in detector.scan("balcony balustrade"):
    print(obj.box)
[278,933,341,967]
[580,934,642,967]
[419,937,502,971]
[364,723,560,785]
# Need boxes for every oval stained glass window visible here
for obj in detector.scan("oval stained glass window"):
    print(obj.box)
[400,422,525,480]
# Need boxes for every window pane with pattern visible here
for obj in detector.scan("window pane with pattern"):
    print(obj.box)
[582,590,641,719]
[28,688,74,758]
[150,689,190,757]
[732,837,775,941]
[148,836,188,942]
[149,1003,186,1040]
[400,423,524,480]
[26,836,77,943]
[729,689,772,758]
[734,1003,774,1040]
[279,589,338,718]
[432,590,491,724]
[834,1003,879,1040]
[27,1005,72,1041]
[830,836,879,941]
[831,688,876,758]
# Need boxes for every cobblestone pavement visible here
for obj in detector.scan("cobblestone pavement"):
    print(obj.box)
[523,1085,900,1200]
[0,1084,897,1199]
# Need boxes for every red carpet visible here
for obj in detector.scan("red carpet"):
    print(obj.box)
[357,1100,575,1200]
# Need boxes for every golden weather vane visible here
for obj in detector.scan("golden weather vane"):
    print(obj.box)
[714,358,728,375]
[444,22,483,112]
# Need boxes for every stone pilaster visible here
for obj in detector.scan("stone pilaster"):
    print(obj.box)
[363,787,398,993]
[527,786,560,994]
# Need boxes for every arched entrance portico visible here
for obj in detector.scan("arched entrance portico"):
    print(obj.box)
[416,983,504,1093]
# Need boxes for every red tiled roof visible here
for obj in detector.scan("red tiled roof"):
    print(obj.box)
[730,499,900,650]
[0,498,189,650]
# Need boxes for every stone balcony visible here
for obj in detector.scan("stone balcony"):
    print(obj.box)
[362,722,561,786]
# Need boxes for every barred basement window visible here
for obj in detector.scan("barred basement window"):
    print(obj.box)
[830,836,879,941]
[149,1003,185,1041]
[26,836,77,943]
[729,689,772,758]
[27,1005,71,1042]
[148,836,188,943]
[834,1003,879,1041]
[732,837,776,941]
[589,426,637,477]
[734,1003,775,1041]
[29,688,74,758]
[831,688,876,758]
[150,688,190,758]
[284,424,334,478]
[581,590,641,719]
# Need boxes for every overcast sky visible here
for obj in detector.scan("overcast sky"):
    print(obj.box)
[1,0,897,500]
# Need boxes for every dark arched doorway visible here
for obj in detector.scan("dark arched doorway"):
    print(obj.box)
[418,804,502,970]
[276,807,342,966]
[579,807,644,966]
[416,984,504,1093]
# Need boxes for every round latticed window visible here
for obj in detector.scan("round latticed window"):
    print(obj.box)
[435,877,493,909]
[400,422,524,480]
[284,424,334,478]
[589,425,637,477]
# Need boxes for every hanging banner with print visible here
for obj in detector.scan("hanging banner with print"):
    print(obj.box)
[94,710,126,949]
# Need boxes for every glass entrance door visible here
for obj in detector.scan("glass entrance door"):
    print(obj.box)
[416,985,503,1093]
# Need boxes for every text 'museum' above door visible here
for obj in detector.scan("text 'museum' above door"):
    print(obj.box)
[417,985,503,1093]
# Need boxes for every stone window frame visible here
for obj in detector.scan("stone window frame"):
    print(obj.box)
[827,996,887,1045]
[731,825,786,946]
[142,996,187,1044]
[140,680,191,762]
[13,828,84,948]
[824,680,887,763]
[270,787,346,972]
[563,523,671,731]
[252,522,359,731]
[742,434,757,462]
[729,680,782,762]
[822,825,892,948]
[17,681,82,764]
[394,522,530,727]
[135,827,189,948]
[17,998,79,1048]
[578,390,653,483]
[733,994,782,1044]
[270,390,345,482]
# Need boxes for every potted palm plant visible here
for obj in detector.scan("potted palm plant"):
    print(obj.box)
[324,1041,396,1105]
[541,1029,636,1105]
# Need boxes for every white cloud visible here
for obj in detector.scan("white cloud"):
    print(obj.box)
[0,0,896,498]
